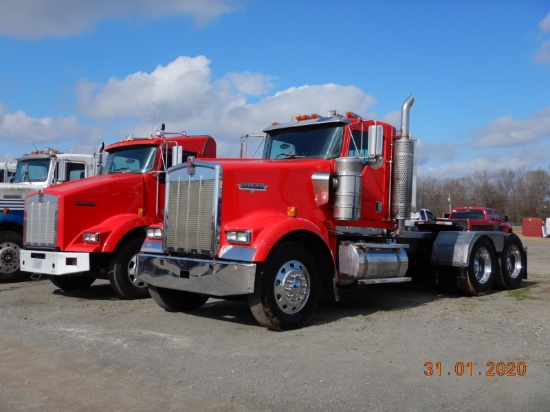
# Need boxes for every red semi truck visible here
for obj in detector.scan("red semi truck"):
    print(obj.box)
[136,96,527,330]
[20,127,216,299]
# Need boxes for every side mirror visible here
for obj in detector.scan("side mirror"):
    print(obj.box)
[368,125,383,158]
[172,146,183,166]
[504,215,509,222]
[55,160,65,183]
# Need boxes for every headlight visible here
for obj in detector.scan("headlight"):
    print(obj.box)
[83,232,100,243]
[145,226,163,239]
[225,230,251,244]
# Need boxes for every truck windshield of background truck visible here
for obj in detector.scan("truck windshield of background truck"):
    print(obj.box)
[450,210,485,219]
[101,146,158,174]
[14,159,50,183]
[263,123,343,159]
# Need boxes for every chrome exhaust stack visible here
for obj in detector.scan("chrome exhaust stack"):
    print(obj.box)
[391,95,415,237]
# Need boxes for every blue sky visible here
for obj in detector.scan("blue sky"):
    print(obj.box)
[1,0,549,178]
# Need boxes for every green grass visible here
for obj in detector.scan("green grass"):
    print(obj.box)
[507,284,539,300]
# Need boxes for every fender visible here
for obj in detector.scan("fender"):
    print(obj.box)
[0,211,24,227]
[66,214,159,253]
[222,212,331,263]
[431,231,505,267]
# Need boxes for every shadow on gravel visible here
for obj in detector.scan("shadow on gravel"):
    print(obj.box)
[165,278,543,329]
[160,282,463,329]
[51,282,122,301]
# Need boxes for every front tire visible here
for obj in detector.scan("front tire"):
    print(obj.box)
[0,231,25,282]
[494,234,526,290]
[49,275,96,290]
[148,285,209,312]
[460,237,496,296]
[248,242,320,331]
[108,238,150,300]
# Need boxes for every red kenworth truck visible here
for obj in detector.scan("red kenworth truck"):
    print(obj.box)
[136,97,527,330]
[20,126,216,299]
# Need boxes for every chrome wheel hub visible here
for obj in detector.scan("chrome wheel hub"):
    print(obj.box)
[128,254,147,288]
[473,247,492,284]
[273,260,310,314]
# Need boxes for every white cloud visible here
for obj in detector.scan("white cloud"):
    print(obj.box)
[76,56,377,157]
[534,12,550,64]
[0,103,103,158]
[472,108,550,148]
[534,39,550,64]
[0,0,237,38]
[539,11,550,32]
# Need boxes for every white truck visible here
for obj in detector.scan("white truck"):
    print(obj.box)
[405,208,434,229]
[0,148,98,281]
[0,161,16,183]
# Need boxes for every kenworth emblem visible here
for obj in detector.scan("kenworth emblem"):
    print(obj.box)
[238,182,268,193]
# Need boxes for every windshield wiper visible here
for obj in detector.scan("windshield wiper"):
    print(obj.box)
[274,152,305,159]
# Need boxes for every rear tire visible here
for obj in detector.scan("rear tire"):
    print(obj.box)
[495,234,525,290]
[108,238,150,300]
[460,237,496,296]
[248,242,320,331]
[0,231,24,282]
[49,275,96,290]
[148,285,208,312]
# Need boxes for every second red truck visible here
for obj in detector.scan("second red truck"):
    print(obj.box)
[20,127,216,299]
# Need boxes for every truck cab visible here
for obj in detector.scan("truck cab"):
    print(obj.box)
[20,129,216,299]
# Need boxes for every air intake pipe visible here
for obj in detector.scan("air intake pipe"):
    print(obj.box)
[391,95,415,237]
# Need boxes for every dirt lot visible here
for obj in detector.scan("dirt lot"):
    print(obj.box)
[1,234,548,411]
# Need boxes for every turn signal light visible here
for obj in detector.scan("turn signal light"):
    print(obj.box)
[287,206,297,217]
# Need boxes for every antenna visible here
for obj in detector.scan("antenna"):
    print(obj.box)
[32,143,38,151]
[151,98,160,135]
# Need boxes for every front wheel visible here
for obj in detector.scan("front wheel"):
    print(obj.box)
[0,231,25,282]
[108,238,150,300]
[494,234,526,290]
[460,237,496,296]
[49,275,96,290]
[148,285,209,312]
[248,242,320,331]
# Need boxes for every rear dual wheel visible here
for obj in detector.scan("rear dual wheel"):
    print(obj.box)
[460,237,496,296]
[495,234,525,290]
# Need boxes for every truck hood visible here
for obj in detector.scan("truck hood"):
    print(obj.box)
[29,173,150,248]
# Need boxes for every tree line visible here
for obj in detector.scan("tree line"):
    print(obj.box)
[415,168,550,224]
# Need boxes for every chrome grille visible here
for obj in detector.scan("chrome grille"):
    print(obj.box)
[165,162,221,256]
[24,193,58,247]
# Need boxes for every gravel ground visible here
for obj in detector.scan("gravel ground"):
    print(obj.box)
[0,234,548,411]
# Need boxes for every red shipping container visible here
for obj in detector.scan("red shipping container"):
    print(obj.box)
[522,217,543,237]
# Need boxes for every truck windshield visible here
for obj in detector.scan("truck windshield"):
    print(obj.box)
[102,146,158,175]
[14,159,51,183]
[451,210,485,219]
[263,124,343,159]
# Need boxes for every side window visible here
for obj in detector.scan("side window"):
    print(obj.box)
[349,130,368,158]
[66,162,86,181]
[487,209,495,221]
[426,210,434,220]
[493,210,503,222]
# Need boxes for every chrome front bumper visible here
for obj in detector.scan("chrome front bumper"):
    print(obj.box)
[20,249,90,275]
[136,253,257,296]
